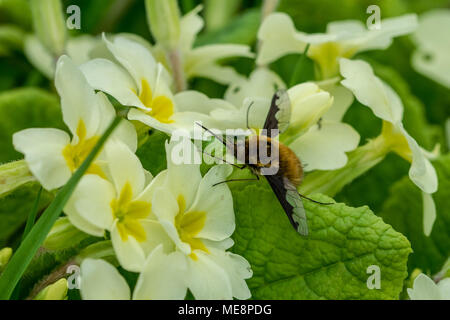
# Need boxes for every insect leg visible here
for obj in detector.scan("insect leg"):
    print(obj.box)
[212,175,260,187]
[202,151,245,170]
[298,193,334,205]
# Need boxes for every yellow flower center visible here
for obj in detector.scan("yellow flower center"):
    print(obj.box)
[110,182,151,242]
[175,195,208,260]
[62,119,105,177]
[138,79,174,124]
[381,121,412,162]
[308,42,357,79]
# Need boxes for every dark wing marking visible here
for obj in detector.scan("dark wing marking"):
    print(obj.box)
[263,90,291,137]
[265,175,308,236]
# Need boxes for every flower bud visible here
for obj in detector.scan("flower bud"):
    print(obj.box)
[282,82,333,143]
[44,217,91,251]
[75,241,118,266]
[145,0,181,49]
[30,0,67,56]
[34,278,68,300]
[0,247,12,272]
[0,160,35,198]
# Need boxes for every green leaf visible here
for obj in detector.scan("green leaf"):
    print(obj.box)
[379,155,450,275]
[0,0,32,30]
[230,177,411,299]
[0,160,53,248]
[0,116,122,300]
[195,8,260,46]
[0,25,25,56]
[136,130,169,176]
[0,88,66,163]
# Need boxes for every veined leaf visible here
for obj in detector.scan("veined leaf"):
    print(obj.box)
[230,177,411,299]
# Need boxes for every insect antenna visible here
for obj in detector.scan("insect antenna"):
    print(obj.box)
[246,101,255,129]
[298,193,334,205]
[195,122,229,146]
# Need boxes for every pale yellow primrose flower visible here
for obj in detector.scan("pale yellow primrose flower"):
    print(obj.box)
[24,35,99,79]
[257,12,417,79]
[145,137,252,300]
[211,68,359,172]
[80,35,225,136]
[151,5,254,85]
[408,273,450,300]
[340,58,438,235]
[64,140,169,272]
[411,9,450,89]
[13,56,137,191]
[78,137,252,300]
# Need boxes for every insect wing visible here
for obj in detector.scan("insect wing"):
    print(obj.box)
[263,90,291,137]
[283,177,308,236]
[265,175,308,236]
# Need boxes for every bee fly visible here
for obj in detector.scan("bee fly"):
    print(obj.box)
[197,90,332,236]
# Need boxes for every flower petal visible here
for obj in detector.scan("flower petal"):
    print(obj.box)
[401,125,438,194]
[55,56,101,138]
[80,58,146,110]
[139,219,175,256]
[105,140,146,197]
[187,251,233,300]
[179,5,204,51]
[66,35,98,65]
[407,273,441,300]
[437,278,450,299]
[289,121,360,171]
[422,192,437,237]
[225,68,285,108]
[151,187,191,255]
[80,258,130,300]
[186,44,253,84]
[356,14,418,52]
[340,58,404,123]
[257,12,306,65]
[24,35,55,79]
[165,137,202,209]
[111,221,146,272]
[104,35,158,91]
[65,174,115,231]
[188,165,235,241]
[13,128,71,190]
[320,83,354,122]
[411,9,450,88]
[208,248,252,300]
[133,245,188,300]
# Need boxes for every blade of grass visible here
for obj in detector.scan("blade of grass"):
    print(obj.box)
[10,186,44,300]
[289,43,311,87]
[22,186,43,241]
[0,116,122,300]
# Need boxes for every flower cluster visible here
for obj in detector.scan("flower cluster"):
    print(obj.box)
[8,1,445,300]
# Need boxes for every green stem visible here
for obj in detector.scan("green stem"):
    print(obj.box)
[299,135,390,196]
[0,117,122,300]
[289,43,311,87]
[168,48,187,92]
